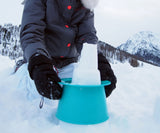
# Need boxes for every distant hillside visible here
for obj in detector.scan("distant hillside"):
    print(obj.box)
[98,41,159,67]
[118,31,160,67]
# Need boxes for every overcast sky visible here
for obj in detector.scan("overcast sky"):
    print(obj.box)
[0,0,160,47]
[0,0,23,25]
[95,0,160,46]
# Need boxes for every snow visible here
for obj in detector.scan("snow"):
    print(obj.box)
[0,55,160,133]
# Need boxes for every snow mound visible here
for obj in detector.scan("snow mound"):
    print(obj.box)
[0,55,160,133]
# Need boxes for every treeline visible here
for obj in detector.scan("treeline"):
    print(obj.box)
[98,41,160,67]
[98,41,143,67]
[0,24,23,60]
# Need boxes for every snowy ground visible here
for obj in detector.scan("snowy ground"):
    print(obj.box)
[0,55,160,133]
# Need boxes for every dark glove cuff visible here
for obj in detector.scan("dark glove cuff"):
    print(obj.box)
[98,53,110,65]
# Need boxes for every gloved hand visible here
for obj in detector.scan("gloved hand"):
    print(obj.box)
[28,53,63,99]
[98,53,117,97]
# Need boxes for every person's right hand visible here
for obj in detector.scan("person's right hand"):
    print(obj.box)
[28,53,63,99]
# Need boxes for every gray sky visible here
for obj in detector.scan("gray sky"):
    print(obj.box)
[0,0,23,25]
[0,0,160,47]
[95,0,160,46]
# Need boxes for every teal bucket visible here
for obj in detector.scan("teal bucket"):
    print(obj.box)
[56,78,111,125]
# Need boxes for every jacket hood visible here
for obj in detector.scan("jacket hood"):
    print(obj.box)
[22,0,99,9]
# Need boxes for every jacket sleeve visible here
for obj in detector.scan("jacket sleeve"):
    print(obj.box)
[76,10,98,45]
[20,0,49,62]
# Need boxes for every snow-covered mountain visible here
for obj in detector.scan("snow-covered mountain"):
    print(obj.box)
[118,31,160,66]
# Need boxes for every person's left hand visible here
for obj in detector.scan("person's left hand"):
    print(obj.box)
[98,53,117,97]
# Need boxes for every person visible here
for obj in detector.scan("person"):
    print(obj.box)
[20,0,117,100]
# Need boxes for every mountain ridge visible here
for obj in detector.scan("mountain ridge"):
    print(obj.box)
[117,31,160,66]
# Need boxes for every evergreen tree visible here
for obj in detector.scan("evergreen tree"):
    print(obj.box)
[0,24,23,60]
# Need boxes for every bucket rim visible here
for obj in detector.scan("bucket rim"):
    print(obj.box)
[58,78,111,88]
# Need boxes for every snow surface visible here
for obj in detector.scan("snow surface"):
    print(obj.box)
[0,55,160,133]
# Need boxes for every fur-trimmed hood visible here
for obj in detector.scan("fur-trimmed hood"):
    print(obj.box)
[22,0,99,10]
[81,0,99,9]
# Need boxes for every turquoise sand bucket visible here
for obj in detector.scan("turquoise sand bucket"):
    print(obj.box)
[56,78,111,125]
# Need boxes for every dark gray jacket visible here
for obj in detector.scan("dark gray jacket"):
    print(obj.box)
[20,0,98,68]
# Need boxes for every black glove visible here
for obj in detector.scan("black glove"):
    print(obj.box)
[98,53,117,97]
[28,54,63,99]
